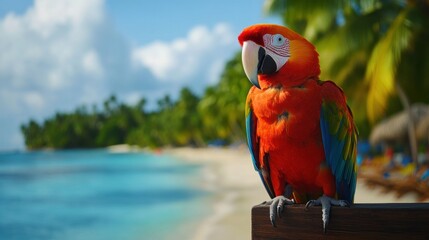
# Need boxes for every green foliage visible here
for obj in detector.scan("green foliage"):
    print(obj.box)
[265,0,429,137]
[21,120,45,149]
[21,53,251,149]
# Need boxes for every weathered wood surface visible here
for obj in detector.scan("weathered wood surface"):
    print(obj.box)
[252,203,429,240]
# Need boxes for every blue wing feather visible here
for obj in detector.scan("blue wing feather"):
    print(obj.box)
[246,100,275,199]
[246,108,259,171]
[320,83,358,203]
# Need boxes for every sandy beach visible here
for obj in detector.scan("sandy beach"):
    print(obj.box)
[165,146,429,240]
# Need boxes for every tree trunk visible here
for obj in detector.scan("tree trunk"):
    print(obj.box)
[395,82,418,172]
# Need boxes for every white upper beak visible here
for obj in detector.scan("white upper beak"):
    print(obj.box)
[241,41,260,88]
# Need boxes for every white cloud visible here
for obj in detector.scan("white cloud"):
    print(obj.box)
[82,50,103,78]
[23,91,45,110]
[207,59,227,84]
[0,0,144,150]
[132,23,237,88]
[0,0,104,92]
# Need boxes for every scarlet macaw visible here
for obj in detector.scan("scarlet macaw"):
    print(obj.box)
[239,24,358,232]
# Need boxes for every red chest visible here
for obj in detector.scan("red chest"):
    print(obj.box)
[251,82,322,148]
[250,81,326,191]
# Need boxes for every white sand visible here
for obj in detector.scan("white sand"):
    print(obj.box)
[106,144,142,153]
[165,146,428,240]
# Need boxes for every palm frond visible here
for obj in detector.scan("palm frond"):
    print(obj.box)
[365,7,413,122]
[264,0,350,17]
[399,5,429,94]
[316,8,383,80]
[326,49,368,85]
[264,0,351,38]
[354,0,381,14]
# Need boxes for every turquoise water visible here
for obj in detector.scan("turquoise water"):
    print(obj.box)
[0,150,209,240]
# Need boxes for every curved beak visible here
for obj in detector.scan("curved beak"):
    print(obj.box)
[241,41,261,89]
[242,41,278,89]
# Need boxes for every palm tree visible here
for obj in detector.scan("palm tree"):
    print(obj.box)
[264,0,429,167]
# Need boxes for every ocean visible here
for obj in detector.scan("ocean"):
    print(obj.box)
[0,149,209,240]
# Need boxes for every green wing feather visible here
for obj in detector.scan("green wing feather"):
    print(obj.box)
[320,81,358,202]
[245,94,275,198]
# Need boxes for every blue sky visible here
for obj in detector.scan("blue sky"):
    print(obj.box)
[0,0,281,151]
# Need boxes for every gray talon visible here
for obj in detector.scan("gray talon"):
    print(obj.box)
[305,194,350,233]
[267,196,294,227]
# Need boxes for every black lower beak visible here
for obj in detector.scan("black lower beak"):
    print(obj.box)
[257,47,277,75]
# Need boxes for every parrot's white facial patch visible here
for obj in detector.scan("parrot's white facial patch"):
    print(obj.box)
[263,33,290,72]
[263,34,290,57]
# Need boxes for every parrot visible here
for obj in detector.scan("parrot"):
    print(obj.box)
[238,24,358,232]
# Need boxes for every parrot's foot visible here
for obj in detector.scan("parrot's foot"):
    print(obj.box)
[305,195,350,233]
[263,196,295,227]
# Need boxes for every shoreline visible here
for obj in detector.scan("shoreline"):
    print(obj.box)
[165,146,267,240]
[165,146,429,240]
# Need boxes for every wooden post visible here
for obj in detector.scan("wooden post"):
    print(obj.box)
[252,203,429,240]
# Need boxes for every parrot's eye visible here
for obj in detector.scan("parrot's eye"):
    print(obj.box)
[272,34,285,47]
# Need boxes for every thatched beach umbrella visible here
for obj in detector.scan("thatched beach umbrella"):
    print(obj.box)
[417,115,429,142]
[369,104,429,146]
